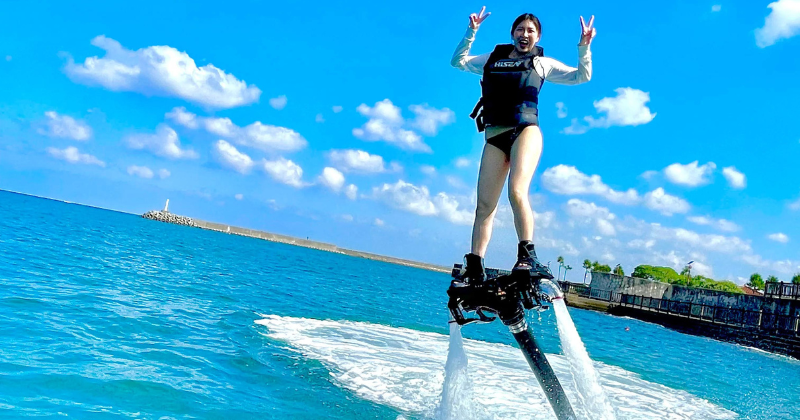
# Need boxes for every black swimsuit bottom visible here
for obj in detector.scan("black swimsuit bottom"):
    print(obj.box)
[485,119,540,158]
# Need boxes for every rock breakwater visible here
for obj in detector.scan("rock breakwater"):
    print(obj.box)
[142,210,197,227]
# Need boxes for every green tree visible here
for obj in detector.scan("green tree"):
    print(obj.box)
[557,256,564,280]
[747,273,765,291]
[582,259,592,284]
[766,275,779,283]
[613,264,624,276]
[632,265,682,283]
[591,261,612,273]
[792,274,800,285]
[563,265,572,281]
[631,265,742,293]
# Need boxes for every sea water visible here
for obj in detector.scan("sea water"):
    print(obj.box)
[2,190,800,419]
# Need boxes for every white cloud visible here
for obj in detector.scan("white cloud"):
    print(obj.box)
[446,175,469,190]
[166,107,307,153]
[165,107,198,129]
[755,0,800,48]
[627,239,656,250]
[647,225,751,254]
[454,157,472,168]
[541,165,640,205]
[556,102,567,118]
[326,149,399,174]
[644,188,691,216]
[315,114,325,123]
[432,192,474,225]
[38,111,92,141]
[127,165,154,179]
[353,99,432,153]
[269,95,287,110]
[712,4,722,12]
[409,104,455,136]
[47,146,105,167]
[741,254,800,274]
[318,167,346,192]
[332,106,343,113]
[262,157,305,188]
[722,166,746,189]
[790,197,800,210]
[125,124,198,160]
[564,199,617,236]
[4,56,10,62]
[372,180,437,216]
[374,218,385,226]
[420,165,437,176]
[235,193,244,200]
[686,215,740,232]
[158,169,170,179]
[64,36,260,109]
[344,184,358,200]
[371,179,473,225]
[212,139,253,174]
[563,88,656,134]
[663,161,717,187]
[768,232,790,243]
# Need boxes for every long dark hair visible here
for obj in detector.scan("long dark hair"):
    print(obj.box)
[511,13,542,37]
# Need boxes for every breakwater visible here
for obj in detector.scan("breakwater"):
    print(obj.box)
[560,275,800,359]
[141,210,449,273]
[143,210,197,227]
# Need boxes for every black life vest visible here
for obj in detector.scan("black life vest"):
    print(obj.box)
[470,44,545,132]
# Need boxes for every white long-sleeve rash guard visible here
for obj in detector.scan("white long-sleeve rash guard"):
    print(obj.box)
[451,25,592,136]
[451,25,592,83]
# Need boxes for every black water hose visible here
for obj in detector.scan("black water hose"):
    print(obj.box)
[502,308,576,420]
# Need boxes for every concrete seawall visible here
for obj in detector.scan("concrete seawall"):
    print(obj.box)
[142,210,450,273]
[563,275,800,359]
[590,272,800,317]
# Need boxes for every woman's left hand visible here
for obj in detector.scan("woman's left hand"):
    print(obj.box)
[579,15,596,46]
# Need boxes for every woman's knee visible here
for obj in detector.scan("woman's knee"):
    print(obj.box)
[508,187,529,210]
[475,200,497,220]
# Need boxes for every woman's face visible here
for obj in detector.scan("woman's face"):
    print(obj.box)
[512,20,540,54]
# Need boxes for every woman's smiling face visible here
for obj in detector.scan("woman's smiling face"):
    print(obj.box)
[512,20,540,54]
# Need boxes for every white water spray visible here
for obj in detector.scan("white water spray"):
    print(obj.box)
[552,299,617,420]
[435,323,488,420]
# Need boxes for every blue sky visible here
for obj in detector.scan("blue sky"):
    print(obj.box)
[1,0,799,284]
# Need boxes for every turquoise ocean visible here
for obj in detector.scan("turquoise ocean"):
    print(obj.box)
[1,189,798,419]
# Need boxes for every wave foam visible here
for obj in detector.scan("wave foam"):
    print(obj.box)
[255,315,737,420]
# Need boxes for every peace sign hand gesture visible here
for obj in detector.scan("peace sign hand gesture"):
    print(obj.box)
[469,6,491,30]
[579,15,597,46]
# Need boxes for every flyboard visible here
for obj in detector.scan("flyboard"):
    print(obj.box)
[446,264,576,420]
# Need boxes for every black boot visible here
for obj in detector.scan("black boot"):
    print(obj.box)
[463,253,486,284]
[513,241,554,279]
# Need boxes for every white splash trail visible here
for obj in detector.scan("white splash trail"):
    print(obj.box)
[255,314,737,420]
[434,323,488,420]
[552,299,616,420]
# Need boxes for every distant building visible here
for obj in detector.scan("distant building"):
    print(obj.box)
[740,285,763,296]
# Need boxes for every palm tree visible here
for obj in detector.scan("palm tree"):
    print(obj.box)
[564,265,573,281]
[557,255,564,280]
[582,259,591,284]
[792,273,800,285]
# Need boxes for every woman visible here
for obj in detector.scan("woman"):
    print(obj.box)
[451,7,596,282]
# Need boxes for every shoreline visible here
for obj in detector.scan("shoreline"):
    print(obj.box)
[139,209,452,274]
[0,189,451,273]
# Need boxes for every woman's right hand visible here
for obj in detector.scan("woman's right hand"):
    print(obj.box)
[469,6,491,29]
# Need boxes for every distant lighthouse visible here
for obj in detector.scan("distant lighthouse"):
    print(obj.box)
[163,199,170,213]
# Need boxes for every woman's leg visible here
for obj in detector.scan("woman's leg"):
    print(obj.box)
[471,143,510,257]
[508,126,544,242]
